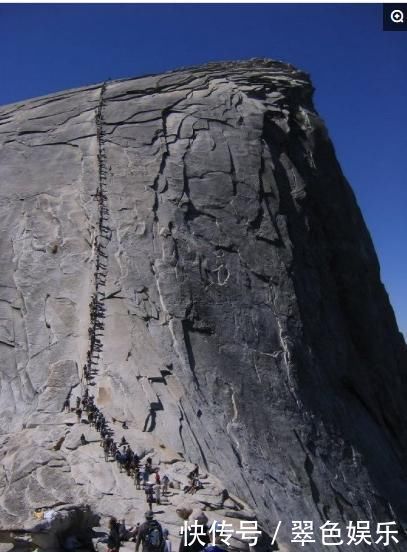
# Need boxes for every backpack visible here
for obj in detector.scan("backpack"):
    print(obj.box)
[145,521,163,550]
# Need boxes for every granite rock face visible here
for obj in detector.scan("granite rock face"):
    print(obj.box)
[0,59,406,551]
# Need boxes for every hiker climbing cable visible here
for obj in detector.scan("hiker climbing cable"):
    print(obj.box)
[134,467,141,489]
[189,464,199,479]
[135,511,164,552]
[145,484,154,512]
[154,483,161,505]
[142,468,149,487]
[163,529,172,552]
[107,516,121,552]
[162,475,170,496]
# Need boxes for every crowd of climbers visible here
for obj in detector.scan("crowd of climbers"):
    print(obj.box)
[105,509,229,552]
[61,90,237,552]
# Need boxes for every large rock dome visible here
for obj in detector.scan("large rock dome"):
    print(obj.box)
[0,59,406,551]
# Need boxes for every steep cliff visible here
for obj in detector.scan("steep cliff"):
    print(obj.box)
[0,59,406,551]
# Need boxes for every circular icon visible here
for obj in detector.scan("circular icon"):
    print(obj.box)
[390,9,404,23]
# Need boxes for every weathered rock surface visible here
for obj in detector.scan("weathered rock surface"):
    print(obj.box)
[0,59,406,551]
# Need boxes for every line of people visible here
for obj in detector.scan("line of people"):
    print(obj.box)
[64,86,176,550]
[84,79,110,393]
[63,86,233,552]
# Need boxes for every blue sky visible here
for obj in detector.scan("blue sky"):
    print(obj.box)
[0,3,406,334]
